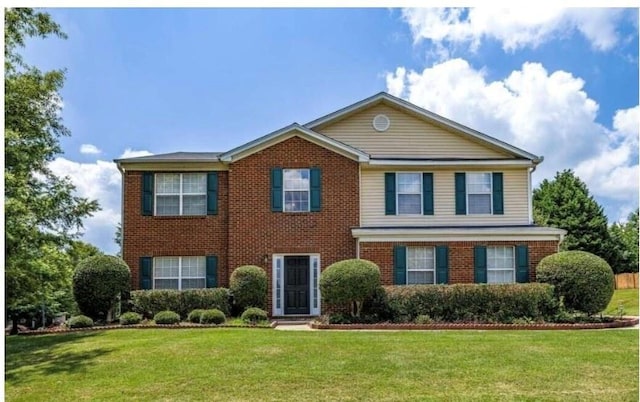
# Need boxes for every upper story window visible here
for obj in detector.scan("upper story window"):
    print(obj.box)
[466,172,492,214]
[156,173,207,216]
[397,173,422,215]
[283,169,310,212]
[385,172,433,216]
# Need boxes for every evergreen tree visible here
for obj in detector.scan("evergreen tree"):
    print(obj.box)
[608,209,639,273]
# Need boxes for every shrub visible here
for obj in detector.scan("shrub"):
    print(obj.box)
[73,255,131,321]
[241,307,268,324]
[187,309,206,323]
[230,266,268,312]
[319,259,381,317]
[154,310,180,325]
[200,309,226,325]
[414,315,433,324]
[68,315,94,328]
[536,251,615,315]
[130,288,230,319]
[119,312,142,325]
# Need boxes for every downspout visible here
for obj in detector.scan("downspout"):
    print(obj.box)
[116,162,125,259]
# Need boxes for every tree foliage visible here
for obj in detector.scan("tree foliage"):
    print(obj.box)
[608,209,639,273]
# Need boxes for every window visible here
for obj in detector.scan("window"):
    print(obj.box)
[407,247,435,284]
[154,256,206,289]
[283,169,310,212]
[467,173,492,214]
[156,173,206,216]
[487,246,515,284]
[397,173,422,215]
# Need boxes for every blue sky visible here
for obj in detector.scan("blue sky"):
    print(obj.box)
[21,8,639,253]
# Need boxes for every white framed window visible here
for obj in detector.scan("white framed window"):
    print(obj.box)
[487,246,515,284]
[155,173,206,216]
[284,169,310,212]
[397,173,422,215]
[153,256,206,290]
[407,247,435,284]
[467,172,492,214]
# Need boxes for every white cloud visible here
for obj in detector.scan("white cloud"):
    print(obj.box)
[402,8,626,53]
[80,144,101,154]
[120,148,153,159]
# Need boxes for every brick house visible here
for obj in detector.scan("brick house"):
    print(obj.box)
[115,92,565,317]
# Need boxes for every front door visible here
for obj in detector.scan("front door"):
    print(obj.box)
[284,256,310,315]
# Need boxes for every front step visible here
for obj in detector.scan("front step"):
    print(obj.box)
[270,316,318,327]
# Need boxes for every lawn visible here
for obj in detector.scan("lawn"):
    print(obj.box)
[604,288,639,316]
[5,328,638,401]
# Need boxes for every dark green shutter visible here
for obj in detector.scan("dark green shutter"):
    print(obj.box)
[385,173,396,215]
[271,168,283,212]
[310,168,321,212]
[393,245,407,285]
[207,172,218,215]
[139,257,152,289]
[492,172,504,215]
[423,173,434,215]
[435,246,449,284]
[455,173,466,215]
[515,245,529,283]
[206,255,218,288]
[474,246,487,283]
[141,173,154,216]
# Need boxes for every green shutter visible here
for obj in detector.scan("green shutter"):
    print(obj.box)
[310,168,321,212]
[423,173,434,215]
[393,245,407,285]
[492,172,504,215]
[139,257,153,290]
[435,246,449,284]
[385,173,396,215]
[141,173,154,216]
[455,173,466,215]
[207,172,218,215]
[206,255,218,288]
[474,246,487,283]
[515,245,529,283]
[271,168,283,212]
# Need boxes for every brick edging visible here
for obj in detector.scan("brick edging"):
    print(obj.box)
[11,323,272,336]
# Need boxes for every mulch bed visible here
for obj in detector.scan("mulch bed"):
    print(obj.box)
[7,322,272,336]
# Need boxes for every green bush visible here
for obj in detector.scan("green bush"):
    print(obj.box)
[230,266,268,312]
[199,309,226,325]
[187,309,206,323]
[68,315,94,328]
[72,255,131,321]
[130,288,230,319]
[319,259,381,317]
[414,314,433,324]
[119,312,142,325]
[154,310,180,325]
[241,307,268,324]
[537,250,615,315]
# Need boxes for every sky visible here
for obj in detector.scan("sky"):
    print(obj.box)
[17,7,640,254]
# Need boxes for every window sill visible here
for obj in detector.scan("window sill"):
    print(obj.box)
[150,215,209,219]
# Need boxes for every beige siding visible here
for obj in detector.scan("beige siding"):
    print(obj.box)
[317,104,511,159]
[360,167,530,226]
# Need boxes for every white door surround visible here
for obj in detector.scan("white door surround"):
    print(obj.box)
[272,254,321,316]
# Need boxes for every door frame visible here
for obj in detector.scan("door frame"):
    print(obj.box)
[272,253,320,316]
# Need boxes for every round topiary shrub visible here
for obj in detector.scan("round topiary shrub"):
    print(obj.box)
[230,265,268,312]
[154,310,181,325]
[241,307,268,324]
[187,309,206,324]
[319,259,381,317]
[536,250,615,315]
[119,312,142,326]
[199,309,226,325]
[68,315,94,328]
[73,255,131,321]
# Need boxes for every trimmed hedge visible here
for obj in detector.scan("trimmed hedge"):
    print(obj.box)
[68,315,94,328]
[187,309,206,324]
[154,310,180,325]
[230,266,268,312]
[241,307,268,324]
[119,312,142,325]
[73,255,131,320]
[200,309,226,325]
[537,251,615,315]
[384,283,560,323]
[130,288,230,319]
[319,259,381,317]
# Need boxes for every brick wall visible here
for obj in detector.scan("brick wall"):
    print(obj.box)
[360,240,559,284]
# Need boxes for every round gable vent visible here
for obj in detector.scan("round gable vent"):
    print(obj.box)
[372,114,390,132]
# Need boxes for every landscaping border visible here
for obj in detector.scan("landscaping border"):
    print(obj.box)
[10,323,272,336]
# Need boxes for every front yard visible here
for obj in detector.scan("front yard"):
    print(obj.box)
[605,288,639,316]
[5,328,638,401]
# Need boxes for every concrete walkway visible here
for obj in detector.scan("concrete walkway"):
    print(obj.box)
[273,323,314,331]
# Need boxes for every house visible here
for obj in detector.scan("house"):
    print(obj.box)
[115,92,566,317]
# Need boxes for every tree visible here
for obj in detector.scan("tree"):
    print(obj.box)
[114,222,122,257]
[608,209,639,273]
[533,170,610,260]
[5,9,99,334]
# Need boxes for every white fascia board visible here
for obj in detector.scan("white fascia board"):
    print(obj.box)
[352,227,567,243]
[367,159,534,167]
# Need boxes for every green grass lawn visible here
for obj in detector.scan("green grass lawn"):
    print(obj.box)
[604,289,639,316]
[5,328,638,401]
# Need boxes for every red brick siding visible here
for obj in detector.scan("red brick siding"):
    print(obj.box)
[360,240,559,285]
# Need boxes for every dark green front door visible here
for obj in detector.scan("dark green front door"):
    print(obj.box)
[284,256,310,315]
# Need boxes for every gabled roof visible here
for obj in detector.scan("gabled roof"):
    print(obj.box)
[218,123,370,163]
[304,92,542,163]
[114,152,222,163]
